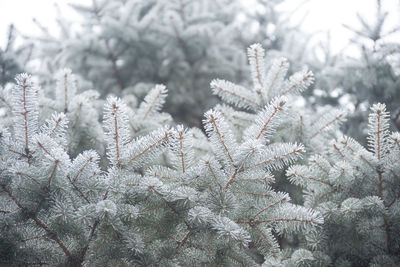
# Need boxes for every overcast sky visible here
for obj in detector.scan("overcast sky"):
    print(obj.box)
[1,0,399,53]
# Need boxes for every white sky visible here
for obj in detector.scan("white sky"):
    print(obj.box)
[0,0,399,54]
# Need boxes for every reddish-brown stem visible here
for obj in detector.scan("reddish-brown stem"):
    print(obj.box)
[112,103,121,166]
[280,72,312,96]
[127,132,169,164]
[251,197,287,220]
[237,217,314,225]
[179,130,185,173]
[251,148,303,169]
[176,231,192,250]
[311,114,343,139]
[206,161,222,190]
[67,176,91,204]
[214,85,258,106]
[233,191,271,198]
[128,132,168,163]
[22,77,30,164]
[142,89,162,120]
[0,185,73,259]
[289,172,333,187]
[256,106,280,140]
[209,115,234,163]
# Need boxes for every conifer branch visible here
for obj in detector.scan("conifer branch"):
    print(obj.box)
[311,113,345,139]
[66,175,91,204]
[72,157,92,183]
[22,78,29,154]
[21,234,47,242]
[148,185,190,228]
[139,85,167,120]
[309,158,329,175]
[15,171,40,185]
[0,185,73,259]
[279,70,313,96]
[255,101,285,140]
[13,74,38,164]
[79,220,99,263]
[206,112,234,164]
[237,176,274,182]
[376,109,382,161]
[211,79,259,109]
[233,191,272,198]
[176,231,192,250]
[206,161,223,190]
[252,226,278,257]
[237,217,316,225]
[251,146,304,169]
[251,196,287,220]
[225,150,254,189]
[104,97,130,166]
[178,129,185,173]
[0,209,12,213]
[112,103,121,166]
[266,58,288,97]
[47,160,59,186]
[127,131,169,164]
[288,171,333,187]
[248,43,266,90]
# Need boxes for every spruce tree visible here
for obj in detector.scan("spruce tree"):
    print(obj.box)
[288,103,400,266]
[0,44,326,266]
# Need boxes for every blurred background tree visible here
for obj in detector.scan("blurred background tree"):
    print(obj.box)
[310,0,400,140]
[0,24,32,87]
[20,0,308,127]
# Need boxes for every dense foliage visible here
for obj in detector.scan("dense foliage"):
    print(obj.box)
[1,0,399,266]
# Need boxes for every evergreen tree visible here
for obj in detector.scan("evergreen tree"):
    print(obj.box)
[0,44,325,266]
[313,0,400,140]
[288,103,400,266]
[0,25,27,87]
[29,0,247,126]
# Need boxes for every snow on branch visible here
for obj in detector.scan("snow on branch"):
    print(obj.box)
[248,43,267,92]
[12,73,39,159]
[275,68,314,98]
[103,96,130,167]
[55,68,77,112]
[265,57,289,99]
[367,103,390,161]
[203,109,237,166]
[244,97,286,142]
[211,79,259,110]
[137,84,167,120]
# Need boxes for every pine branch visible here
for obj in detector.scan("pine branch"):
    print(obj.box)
[0,184,73,259]
[250,143,304,170]
[127,129,170,164]
[236,217,316,225]
[265,57,289,98]
[138,84,167,120]
[278,69,313,97]
[104,97,130,166]
[56,69,77,112]
[204,110,236,165]
[248,43,266,91]
[12,74,39,163]
[205,160,223,190]
[251,196,287,220]
[211,79,259,110]
[310,110,345,139]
